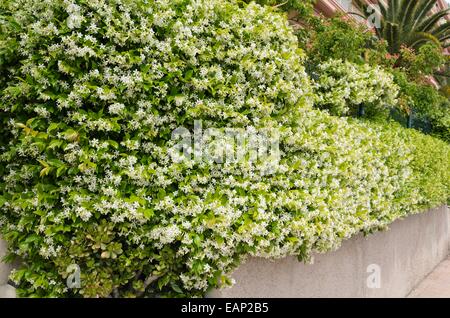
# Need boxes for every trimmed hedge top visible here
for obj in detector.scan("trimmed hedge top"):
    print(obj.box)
[0,0,449,297]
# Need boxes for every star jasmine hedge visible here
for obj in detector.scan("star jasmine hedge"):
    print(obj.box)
[314,59,399,117]
[0,0,449,298]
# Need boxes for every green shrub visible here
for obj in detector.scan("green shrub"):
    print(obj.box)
[0,0,449,299]
[307,16,392,67]
[399,44,447,80]
[251,0,315,16]
[393,70,450,142]
[402,128,450,209]
[247,0,320,49]
[0,0,311,297]
[313,59,399,117]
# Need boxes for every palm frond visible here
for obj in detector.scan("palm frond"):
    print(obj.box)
[413,0,438,29]
[417,9,450,33]
[408,31,442,50]
[399,0,420,28]
[359,0,450,54]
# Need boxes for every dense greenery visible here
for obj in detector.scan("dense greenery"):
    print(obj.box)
[281,5,449,142]
[0,0,449,298]
[306,17,392,67]
[398,43,447,79]
[354,0,450,53]
[351,0,450,137]
[394,71,450,141]
[250,0,315,17]
[314,59,399,117]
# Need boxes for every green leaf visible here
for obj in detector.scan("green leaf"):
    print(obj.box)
[56,165,67,177]
[33,210,44,216]
[47,159,64,167]
[47,123,60,134]
[193,234,202,247]
[48,139,64,150]
[24,234,40,244]
[184,69,194,81]
[108,140,119,149]
[0,196,6,208]
[63,129,79,142]
[157,189,166,200]
[143,208,154,219]
[40,166,52,177]
[170,282,183,293]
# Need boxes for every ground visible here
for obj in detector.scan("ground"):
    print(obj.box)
[408,256,450,298]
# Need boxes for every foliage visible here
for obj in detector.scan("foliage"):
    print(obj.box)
[303,13,446,80]
[0,0,449,299]
[251,0,316,17]
[354,0,450,53]
[295,9,448,141]
[313,59,399,117]
[251,0,319,45]
[0,0,309,298]
[431,57,450,101]
[307,16,393,67]
[399,43,447,80]
[393,70,450,142]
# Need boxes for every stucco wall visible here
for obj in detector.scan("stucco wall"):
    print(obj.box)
[0,238,15,298]
[210,205,450,298]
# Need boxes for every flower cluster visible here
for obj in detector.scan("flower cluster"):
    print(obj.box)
[0,0,449,298]
[314,59,399,116]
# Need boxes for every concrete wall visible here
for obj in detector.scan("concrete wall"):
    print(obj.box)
[210,205,450,298]
[0,238,16,298]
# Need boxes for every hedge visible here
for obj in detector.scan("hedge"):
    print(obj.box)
[0,0,449,297]
[313,59,399,117]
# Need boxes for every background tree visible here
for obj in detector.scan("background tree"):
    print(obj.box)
[354,0,450,53]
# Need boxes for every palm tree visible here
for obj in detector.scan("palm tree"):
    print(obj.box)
[353,0,450,53]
